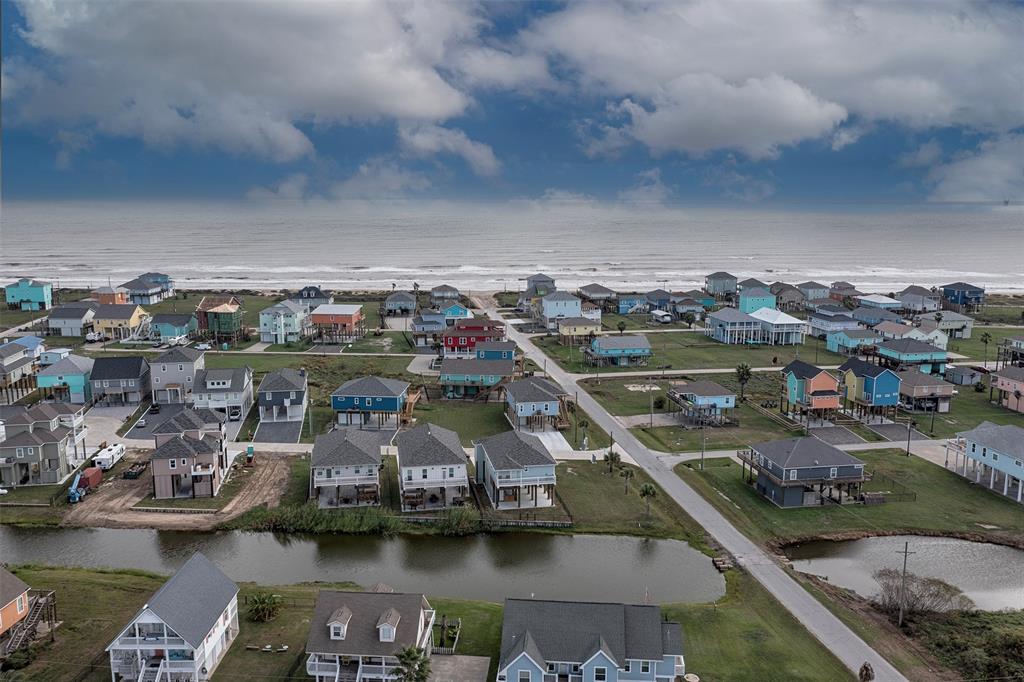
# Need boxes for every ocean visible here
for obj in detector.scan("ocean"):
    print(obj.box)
[2,201,1022,293]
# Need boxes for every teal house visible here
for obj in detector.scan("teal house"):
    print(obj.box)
[331,375,410,428]
[583,334,652,367]
[876,338,947,375]
[36,354,94,403]
[738,287,776,314]
[826,329,880,355]
[475,341,516,360]
[151,313,198,341]
[439,301,472,324]
[438,357,515,398]
[5,278,52,311]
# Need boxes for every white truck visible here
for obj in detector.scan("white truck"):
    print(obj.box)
[93,443,126,470]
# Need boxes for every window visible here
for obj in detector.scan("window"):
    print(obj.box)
[15,448,24,457]
[330,624,345,640]
[178,364,183,371]
[290,391,296,399]
[128,379,135,387]
[448,467,455,478]
[365,398,372,407]
[594,667,607,681]
[181,458,187,466]
[16,595,26,613]
[788,470,797,481]
[103,380,109,388]
[379,624,395,642]
[406,470,412,482]
[169,459,177,470]
[641,661,651,673]
[155,377,161,384]
[518,672,531,682]
[27,447,34,455]
[547,664,555,673]
[422,468,428,480]
[992,454,999,462]
[162,364,167,372]
[829,467,837,479]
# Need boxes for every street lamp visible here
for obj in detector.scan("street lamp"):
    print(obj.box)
[905,418,917,456]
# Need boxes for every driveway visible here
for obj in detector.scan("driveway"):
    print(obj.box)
[868,423,929,441]
[428,656,489,682]
[84,405,143,446]
[530,430,573,455]
[809,426,865,445]
[127,403,187,440]
[252,420,303,443]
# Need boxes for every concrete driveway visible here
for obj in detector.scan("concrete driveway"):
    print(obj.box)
[428,656,490,682]
[126,403,187,440]
[252,420,303,443]
[868,423,929,441]
[84,405,143,446]
[809,426,865,445]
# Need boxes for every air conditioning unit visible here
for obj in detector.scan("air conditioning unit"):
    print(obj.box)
[0,457,14,464]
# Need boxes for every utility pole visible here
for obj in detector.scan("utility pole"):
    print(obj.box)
[896,541,916,628]
[649,375,654,428]
[700,425,706,471]
[574,390,579,445]
[905,417,916,457]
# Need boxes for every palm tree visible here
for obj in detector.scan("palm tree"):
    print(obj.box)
[247,592,282,623]
[934,312,944,325]
[1015,389,1022,412]
[620,467,635,494]
[394,646,431,682]
[604,449,621,473]
[617,320,627,335]
[682,312,696,329]
[639,483,657,517]
[980,331,992,366]
[735,363,752,401]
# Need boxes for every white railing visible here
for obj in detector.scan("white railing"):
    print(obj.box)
[495,474,556,486]
[191,463,217,476]
[315,473,380,486]
[115,635,188,648]
[401,475,468,489]
[306,655,339,676]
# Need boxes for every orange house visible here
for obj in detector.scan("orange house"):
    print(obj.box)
[92,285,129,304]
[0,567,30,637]
[310,303,365,342]
[782,360,841,422]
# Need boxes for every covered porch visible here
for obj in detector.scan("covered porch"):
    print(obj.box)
[400,483,470,512]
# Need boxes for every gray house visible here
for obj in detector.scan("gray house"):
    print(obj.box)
[90,356,151,405]
[192,367,254,420]
[151,408,228,500]
[742,437,867,508]
[384,291,417,315]
[310,427,382,507]
[770,282,806,311]
[429,284,460,307]
[290,285,333,311]
[257,368,308,423]
[704,271,737,297]
[151,347,205,405]
[0,404,79,486]
[497,599,685,682]
[46,302,98,337]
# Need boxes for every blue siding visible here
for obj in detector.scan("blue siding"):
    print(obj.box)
[331,394,403,413]
[863,371,901,406]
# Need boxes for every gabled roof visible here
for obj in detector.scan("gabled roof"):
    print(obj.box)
[709,308,758,323]
[0,567,30,609]
[396,423,466,467]
[917,311,974,323]
[11,336,44,351]
[706,271,735,280]
[38,354,94,377]
[857,294,901,305]
[592,334,650,351]
[151,434,220,460]
[837,329,880,340]
[312,303,363,316]
[196,295,242,312]
[839,357,894,378]
[738,278,768,289]
[896,369,952,388]
[195,367,251,392]
[542,291,580,303]
[115,553,238,650]
[874,321,914,336]
[942,281,984,292]
[306,591,431,657]
[958,421,1024,458]
[739,287,773,298]
[505,376,565,403]
[386,291,417,303]
[750,437,864,469]
[676,380,733,397]
[796,281,828,290]
[498,599,681,672]
[877,338,944,355]
[439,358,516,376]
[258,368,307,394]
[332,376,409,398]
[900,285,937,297]
[477,431,555,471]
[782,359,827,380]
[93,304,143,320]
[47,303,99,319]
[579,283,615,296]
[0,343,27,359]
[91,356,149,381]
[993,366,1024,383]
[263,299,306,316]
[748,308,803,325]
[154,347,204,364]
[311,428,382,468]
[645,288,672,300]
[152,408,225,435]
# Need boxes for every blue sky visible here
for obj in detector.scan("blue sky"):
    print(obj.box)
[2,1,1022,205]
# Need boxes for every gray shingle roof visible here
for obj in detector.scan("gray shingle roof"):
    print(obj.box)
[386,291,417,303]
[48,303,99,319]
[431,284,459,294]
[505,376,565,403]
[0,567,30,610]
[709,308,757,323]
[151,434,220,460]
[877,338,944,354]
[706,271,735,280]
[94,304,143,320]
[839,358,894,378]
[499,599,681,671]
[37,354,94,376]
[592,334,650,351]
[263,299,306,315]
[125,553,238,649]
[257,368,307,394]
[477,431,555,471]
[333,376,410,398]
[476,341,517,352]
[439,358,516,376]
[896,369,952,388]
[195,367,251,393]
[994,366,1024,383]
[91,356,149,381]
[579,283,615,297]
[154,347,204,364]
[957,421,1024,459]
[306,591,430,657]
[311,428,382,468]
[152,408,225,435]
[543,291,580,302]
[782,360,827,380]
[750,437,863,469]
[739,287,773,298]
[396,423,466,467]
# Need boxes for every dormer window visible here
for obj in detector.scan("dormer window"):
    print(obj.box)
[328,606,352,640]
[377,607,400,642]
[380,624,395,642]
[330,624,346,640]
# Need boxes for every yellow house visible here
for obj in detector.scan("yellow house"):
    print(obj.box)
[557,317,601,345]
[93,304,149,340]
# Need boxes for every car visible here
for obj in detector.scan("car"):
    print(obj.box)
[0,488,8,495]
[150,403,161,414]
[195,343,212,350]
[135,418,147,428]
[228,406,242,421]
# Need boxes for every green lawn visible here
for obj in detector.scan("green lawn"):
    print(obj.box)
[675,449,1024,547]
[584,377,676,416]
[946,327,1020,362]
[133,464,258,510]
[493,292,519,307]
[564,404,611,449]
[916,385,1024,439]
[343,331,416,354]
[975,304,1024,326]
[632,403,800,452]
[429,598,504,679]
[535,333,842,373]
[0,483,63,505]
[601,312,694,331]
[411,401,511,445]
[134,290,285,329]
[663,571,853,681]
[265,338,315,352]
[1,289,91,331]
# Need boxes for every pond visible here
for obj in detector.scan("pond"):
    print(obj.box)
[786,535,1024,611]
[0,526,725,603]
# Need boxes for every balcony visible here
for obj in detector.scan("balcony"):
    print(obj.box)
[495,473,557,487]
[113,634,188,649]
[315,473,380,487]
[191,463,218,477]
[401,474,468,489]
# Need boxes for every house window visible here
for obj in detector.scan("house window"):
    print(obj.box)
[518,672,531,682]
[788,470,797,481]
[187,376,192,382]
[155,377,160,384]
[128,380,135,387]
[169,459,177,470]
[15,448,24,457]
[162,365,167,372]
[330,624,345,640]
[594,667,607,681]
[290,391,296,399]
[26,448,34,456]
[992,454,999,462]
[829,467,837,479]
[16,595,26,613]
[365,398,372,407]
[422,469,428,480]
[181,459,187,467]
[406,470,412,482]
[448,467,455,478]
[103,380,109,388]
[641,661,651,673]
[178,364,183,371]
[379,624,395,642]
[547,664,555,673]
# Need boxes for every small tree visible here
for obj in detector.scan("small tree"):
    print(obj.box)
[394,646,431,682]
[980,331,992,366]
[639,483,657,517]
[1015,389,1023,412]
[735,363,752,401]
[682,312,696,329]
[934,312,944,325]
[617,320,627,335]
[620,467,635,494]
[871,568,974,621]
[247,592,282,623]
[653,395,666,410]
[604,449,621,473]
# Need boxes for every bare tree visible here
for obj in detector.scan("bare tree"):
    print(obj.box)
[872,568,974,621]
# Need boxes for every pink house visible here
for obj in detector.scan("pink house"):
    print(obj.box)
[992,366,1024,413]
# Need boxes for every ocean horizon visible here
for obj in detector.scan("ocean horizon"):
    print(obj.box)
[3,200,1022,293]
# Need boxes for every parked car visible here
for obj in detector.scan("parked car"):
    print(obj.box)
[228,406,242,421]
[135,418,147,428]
[195,343,212,350]
[150,402,161,414]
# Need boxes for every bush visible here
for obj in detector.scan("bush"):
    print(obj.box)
[247,592,283,623]
[223,503,405,536]
[653,396,666,410]
[435,507,478,536]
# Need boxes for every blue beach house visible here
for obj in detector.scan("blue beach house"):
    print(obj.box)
[954,422,1023,503]
[942,282,985,310]
[704,271,737,297]
[474,430,557,508]
[476,340,516,360]
[5,278,52,311]
[744,437,867,508]
[851,306,901,327]
[668,380,736,425]
[151,313,198,341]
[384,291,417,315]
[826,329,880,355]
[439,301,472,324]
[438,358,515,398]
[36,354,94,404]
[497,598,685,682]
[331,376,410,428]
[838,358,901,419]
[876,338,947,375]
[504,376,566,430]
[645,289,673,310]
[738,287,776,314]
[616,294,647,314]
[584,334,652,367]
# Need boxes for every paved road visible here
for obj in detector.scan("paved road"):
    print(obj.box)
[476,296,906,681]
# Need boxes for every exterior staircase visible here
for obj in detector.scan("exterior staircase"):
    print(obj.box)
[2,591,55,656]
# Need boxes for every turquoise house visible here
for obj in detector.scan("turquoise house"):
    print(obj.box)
[36,354,94,403]
[5,278,52,311]
[439,301,472,324]
[617,294,647,314]
[438,358,514,398]
[475,341,516,360]
[151,313,198,341]
[738,287,776,314]
[330,375,410,428]
[826,329,880,354]
[876,338,947,375]
[584,334,652,366]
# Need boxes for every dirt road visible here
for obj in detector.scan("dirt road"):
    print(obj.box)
[62,451,291,531]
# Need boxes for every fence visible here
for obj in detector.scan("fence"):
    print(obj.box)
[432,617,462,655]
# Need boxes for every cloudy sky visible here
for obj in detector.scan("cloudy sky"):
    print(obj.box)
[2,0,1022,205]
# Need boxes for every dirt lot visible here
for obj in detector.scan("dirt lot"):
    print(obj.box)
[62,449,291,530]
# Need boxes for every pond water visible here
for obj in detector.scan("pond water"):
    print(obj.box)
[0,526,725,603]
[786,535,1024,611]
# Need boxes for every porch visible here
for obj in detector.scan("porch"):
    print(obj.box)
[490,478,555,510]
[400,482,470,511]
[315,481,381,508]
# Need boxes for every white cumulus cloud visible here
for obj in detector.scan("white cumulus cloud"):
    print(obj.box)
[398,124,501,177]
[926,135,1024,204]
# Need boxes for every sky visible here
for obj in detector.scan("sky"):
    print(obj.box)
[2,0,1023,206]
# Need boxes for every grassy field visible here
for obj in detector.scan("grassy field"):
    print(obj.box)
[675,449,1024,547]
[946,326,1020,361]
[343,330,416,354]
[663,571,853,681]
[915,385,1024,439]
[0,289,92,331]
[493,292,519,307]
[265,338,315,352]
[632,403,800,452]
[974,303,1024,326]
[600,312,693,331]
[583,377,677,416]
[410,400,511,445]
[535,333,842,373]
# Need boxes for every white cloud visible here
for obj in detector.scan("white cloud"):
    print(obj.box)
[450,46,554,91]
[398,123,501,177]
[331,158,432,200]
[247,174,311,202]
[897,140,943,169]
[830,124,873,151]
[52,129,93,169]
[926,135,1024,204]
[618,168,673,206]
